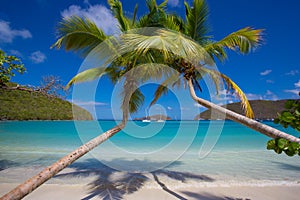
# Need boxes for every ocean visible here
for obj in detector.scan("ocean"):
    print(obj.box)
[0,120,300,187]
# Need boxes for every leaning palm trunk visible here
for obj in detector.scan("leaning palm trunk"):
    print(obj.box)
[0,122,126,200]
[187,79,300,144]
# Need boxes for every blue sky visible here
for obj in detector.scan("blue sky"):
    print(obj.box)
[0,0,299,120]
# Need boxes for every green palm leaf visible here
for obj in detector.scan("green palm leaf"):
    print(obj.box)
[205,27,263,60]
[122,29,211,65]
[66,67,107,89]
[150,72,181,106]
[108,0,131,31]
[121,78,145,116]
[184,0,210,43]
[52,16,107,56]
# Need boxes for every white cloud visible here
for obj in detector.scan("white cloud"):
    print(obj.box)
[246,90,278,101]
[0,20,32,43]
[69,100,107,106]
[167,106,172,110]
[284,89,299,95]
[246,93,263,100]
[285,70,299,76]
[61,4,119,35]
[168,0,180,7]
[29,51,47,64]
[295,80,300,88]
[260,69,272,76]
[264,90,278,100]
[212,90,238,102]
[266,79,274,83]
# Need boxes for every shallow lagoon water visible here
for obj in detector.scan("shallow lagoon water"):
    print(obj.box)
[0,120,299,186]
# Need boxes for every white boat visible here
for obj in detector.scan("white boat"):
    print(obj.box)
[142,108,151,123]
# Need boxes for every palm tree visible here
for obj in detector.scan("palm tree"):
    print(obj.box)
[120,0,300,143]
[0,1,169,199]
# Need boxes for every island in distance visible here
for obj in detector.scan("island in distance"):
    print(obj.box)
[134,114,172,121]
[194,100,289,120]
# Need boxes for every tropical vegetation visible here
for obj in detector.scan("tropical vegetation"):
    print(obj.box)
[0,49,25,87]
[267,96,300,156]
[0,82,92,120]
[2,0,300,199]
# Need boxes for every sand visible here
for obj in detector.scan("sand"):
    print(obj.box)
[1,182,300,200]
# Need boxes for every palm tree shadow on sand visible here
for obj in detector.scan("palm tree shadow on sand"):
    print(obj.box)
[180,191,251,200]
[54,158,216,200]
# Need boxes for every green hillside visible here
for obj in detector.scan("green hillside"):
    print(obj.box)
[0,85,93,120]
[195,100,288,120]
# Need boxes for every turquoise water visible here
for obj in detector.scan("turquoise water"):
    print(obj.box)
[0,120,300,186]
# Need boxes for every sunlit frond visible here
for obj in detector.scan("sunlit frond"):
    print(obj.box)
[221,73,254,118]
[66,67,106,89]
[130,63,175,83]
[205,27,263,60]
[122,29,212,65]
[158,0,168,9]
[52,16,107,56]
[217,72,253,118]
[164,16,181,32]
[195,66,253,118]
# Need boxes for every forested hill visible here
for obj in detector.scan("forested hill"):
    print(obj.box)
[0,85,93,120]
[195,100,289,120]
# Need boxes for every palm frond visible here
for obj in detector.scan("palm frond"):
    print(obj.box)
[164,14,185,32]
[122,29,212,65]
[66,67,107,89]
[196,66,222,93]
[184,0,210,43]
[52,16,107,56]
[132,4,138,27]
[150,72,181,106]
[129,88,145,113]
[108,0,131,31]
[195,66,253,118]
[221,73,254,118]
[216,72,254,118]
[130,63,175,83]
[121,78,144,115]
[205,27,263,60]
[150,85,169,106]
[143,0,167,27]
[158,0,168,9]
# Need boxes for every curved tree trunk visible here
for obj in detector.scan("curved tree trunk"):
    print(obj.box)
[187,79,300,144]
[0,122,126,200]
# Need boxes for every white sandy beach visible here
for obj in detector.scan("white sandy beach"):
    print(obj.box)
[1,167,300,200]
[1,183,300,200]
